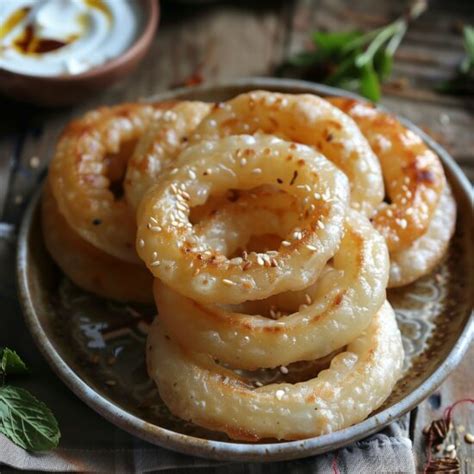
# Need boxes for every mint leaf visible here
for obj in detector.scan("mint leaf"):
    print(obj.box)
[313,31,362,55]
[0,386,60,451]
[1,348,28,375]
[360,63,381,102]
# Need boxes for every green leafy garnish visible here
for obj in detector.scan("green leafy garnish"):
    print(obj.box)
[1,348,28,375]
[437,25,474,95]
[281,1,427,101]
[0,386,60,451]
[0,347,60,451]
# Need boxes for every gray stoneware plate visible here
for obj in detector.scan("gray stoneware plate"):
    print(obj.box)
[17,78,473,462]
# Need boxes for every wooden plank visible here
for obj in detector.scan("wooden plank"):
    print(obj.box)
[285,1,474,472]
[285,0,474,183]
[0,2,291,223]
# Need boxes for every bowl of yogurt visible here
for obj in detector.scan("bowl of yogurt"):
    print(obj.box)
[0,0,159,106]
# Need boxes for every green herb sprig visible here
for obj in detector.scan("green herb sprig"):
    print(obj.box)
[0,347,60,451]
[282,0,427,101]
[437,25,474,95]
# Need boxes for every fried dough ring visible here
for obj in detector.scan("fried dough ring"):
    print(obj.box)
[195,189,303,255]
[42,183,153,303]
[389,183,456,287]
[49,103,168,263]
[155,209,389,369]
[125,101,212,211]
[328,98,446,252]
[136,135,350,305]
[193,91,383,216]
[147,301,404,441]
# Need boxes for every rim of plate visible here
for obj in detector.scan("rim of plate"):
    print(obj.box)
[17,78,474,462]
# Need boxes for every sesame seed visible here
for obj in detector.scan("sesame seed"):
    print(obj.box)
[230,257,243,265]
[149,225,162,232]
[30,156,40,168]
[240,158,247,166]
[223,278,236,286]
[398,219,408,229]
[188,169,197,179]
[150,260,161,267]
[138,239,145,248]
[280,366,289,374]
[255,381,263,387]
[306,244,317,251]
[257,256,265,266]
[152,251,158,259]
[271,258,279,267]
[317,221,325,229]
[314,192,321,199]
[304,294,312,305]
[445,444,455,452]
[281,240,291,247]
[275,389,285,400]
[252,168,262,175]
[181,191,191,200]
[464,433,474,443]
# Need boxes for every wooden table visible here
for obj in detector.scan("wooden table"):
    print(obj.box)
[0,0,472,471]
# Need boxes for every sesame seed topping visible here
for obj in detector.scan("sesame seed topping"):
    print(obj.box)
[304,294,312,305]
[280,366,289,374]
[314,192,321,200]
[255,381,263,387]
[275,389,285,400]
[306,244,317,251]
[188,169,197,180]
[240,158,247,166]
[317,221,325,229]
[149,225,162,232]
[252,168,262,175]
[257,256,265,266]
[223,278,237,286]
[281,240,291,247]
[150,260,161,267]
[138,239,145,248]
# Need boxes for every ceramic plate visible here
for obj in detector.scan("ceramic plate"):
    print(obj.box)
[17,78,473,462]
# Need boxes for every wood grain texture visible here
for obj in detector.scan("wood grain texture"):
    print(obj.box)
[286,1,473,472]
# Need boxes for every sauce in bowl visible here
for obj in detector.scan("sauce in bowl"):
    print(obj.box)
[0,0,141,76]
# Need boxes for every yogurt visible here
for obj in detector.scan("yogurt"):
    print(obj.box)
[0,0,141,76]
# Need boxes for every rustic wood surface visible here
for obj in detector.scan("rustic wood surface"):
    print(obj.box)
[0,0,472,472]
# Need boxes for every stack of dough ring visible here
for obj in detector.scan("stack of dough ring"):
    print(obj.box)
[138,132,404,441]
[42,89,458,441]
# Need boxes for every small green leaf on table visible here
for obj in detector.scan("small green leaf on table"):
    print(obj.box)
[0,385,60,451]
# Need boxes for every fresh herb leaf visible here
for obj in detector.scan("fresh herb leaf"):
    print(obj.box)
[360,63,381,102]
[438,25,474,95]
[0,386,60,451]
[312,31,362,56]
[1,348,28,375]
[279,2,427,101]
[460,25,474,73]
